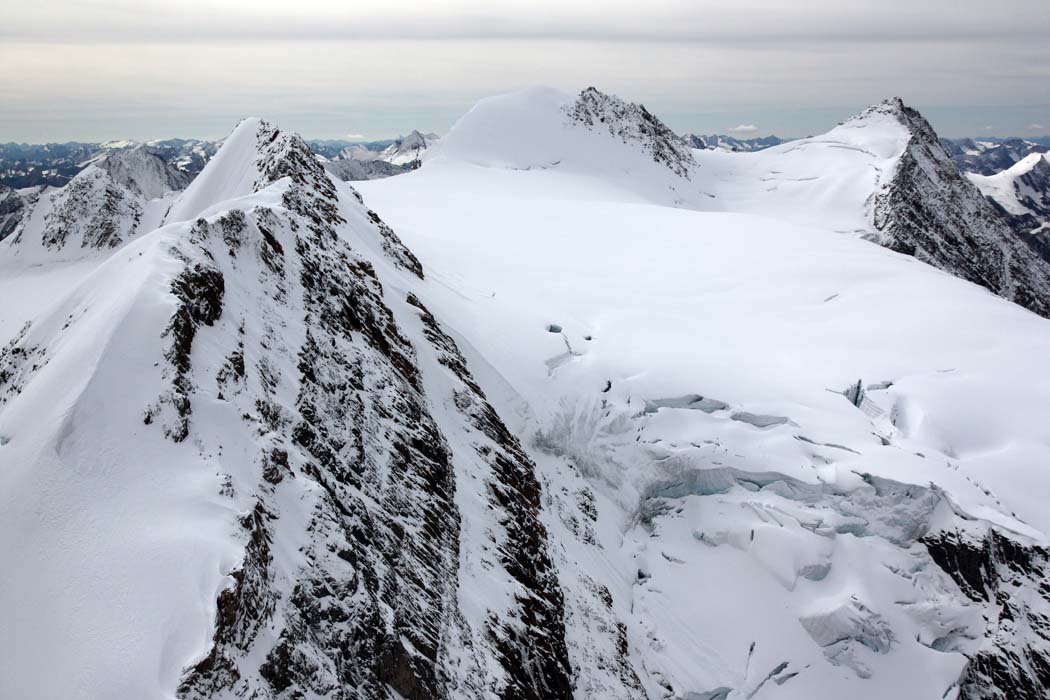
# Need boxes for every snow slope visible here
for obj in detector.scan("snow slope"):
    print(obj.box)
[0,117,573,700]
[428,88,1050,317]
[968,152,1050,224]
[358,87,1050,700]
[3,88,1050,700]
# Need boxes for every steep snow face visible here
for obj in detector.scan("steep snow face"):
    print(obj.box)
[685,99,1050,318]
[0,118,577,700]
[6,92,1050,700]
[688,103,911,236]
[866,99,1050,317]
[967,152,1050,218]
[967,153,1050,260]
[357,100,1050,698]
[162,118,269,224]
[98,144,192,199]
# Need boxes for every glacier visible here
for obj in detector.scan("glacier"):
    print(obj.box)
[2,87,1050,700]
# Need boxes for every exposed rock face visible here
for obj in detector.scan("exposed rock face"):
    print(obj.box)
[323,157,408,182]
[868,98,1050,318]
[977,155,1050,264]
[98,144,192,199]
[943,137,1049,177]
[923,527,1050,700]
[407,294,574,699]
[11,165,145,250]
[9,101,1050,700]
[566,87,696,178]
[379,130,438,166]
[0,186,28,241]
[133,120,575,700]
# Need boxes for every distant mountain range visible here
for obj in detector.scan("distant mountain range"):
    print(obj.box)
[0,131,441,190]
[6,131,1048,190]
[6,87,1050,700]
[4,123,1049,275]
[685,133,786,151]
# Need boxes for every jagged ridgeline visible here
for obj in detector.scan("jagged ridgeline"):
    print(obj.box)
[151,122,574,699]
[2,88,1050,700]
[0,117,573,699]
[866,98,1050,317]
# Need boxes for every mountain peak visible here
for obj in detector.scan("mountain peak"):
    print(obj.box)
[566,86,695,177]
[164,118,338,225]
[6,164,146,257]
[97,144,191,199]
[864,98,1050,316]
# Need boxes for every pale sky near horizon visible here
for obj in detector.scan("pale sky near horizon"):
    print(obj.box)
[1,0,1048,142]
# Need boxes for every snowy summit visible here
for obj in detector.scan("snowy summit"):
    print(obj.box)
[2,85,1050,700]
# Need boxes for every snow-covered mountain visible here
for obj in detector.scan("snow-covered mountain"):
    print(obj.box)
[967,153,1050,262]
[6,160,178,266]
[0,185,38,241]
[320,155,408,181]
[942,137,1049,177]
[0,139,220,189]
[95,144,194,199]
[686,133,784,152]
[326,130,441,172]
[3,88,1050,700]
[377,130,440,166]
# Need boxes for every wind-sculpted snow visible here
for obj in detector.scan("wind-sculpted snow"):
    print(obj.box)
[357,93,1050,697]
[425,87,699,208]
[0,115,581,700]
[7,88,1050,700]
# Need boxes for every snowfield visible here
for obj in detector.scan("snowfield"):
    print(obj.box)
[2,88,1050,700]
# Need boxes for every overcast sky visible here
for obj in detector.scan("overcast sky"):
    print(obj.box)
[2,0,1048,142]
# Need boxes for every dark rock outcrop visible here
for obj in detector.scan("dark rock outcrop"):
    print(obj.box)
[924,527,1050,700]
[168,121,572,700]
[567,87,696,178]
[868,98,1050,318]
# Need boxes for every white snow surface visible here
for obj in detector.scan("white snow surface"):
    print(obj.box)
[359,87,1050,699]
[3,89,1050,700]
[162,118,265,224]
[427,87,911,238]
[967,152,1050,216]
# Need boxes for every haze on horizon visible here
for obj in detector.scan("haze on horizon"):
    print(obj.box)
[2,0,1048,143]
